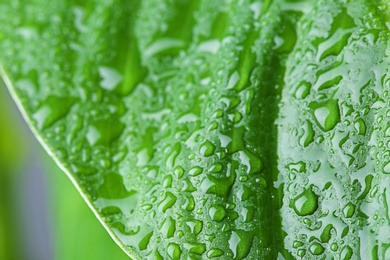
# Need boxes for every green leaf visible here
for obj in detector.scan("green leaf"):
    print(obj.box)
[1,0,389,259]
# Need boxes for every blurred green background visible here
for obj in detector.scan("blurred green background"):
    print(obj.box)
[0,82,129,259]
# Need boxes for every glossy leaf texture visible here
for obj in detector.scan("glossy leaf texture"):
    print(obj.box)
[1,0,390,259]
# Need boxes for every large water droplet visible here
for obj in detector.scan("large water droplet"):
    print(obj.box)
[167,243,181,259]
[33,96,75,130]
[207,248,224,258]
[158,192,177,213]
[310,99,340,131]
[309,242,324,255]
[292,186,319,216]
[160,216,176,238]
[200,140,215,157]
[343,202,355,218]
[188,166,203,176]
[228,230,254,259]
[86,119,124,146]
[183,242,206,255]
[209,204,226,222]
[186,220,203,235]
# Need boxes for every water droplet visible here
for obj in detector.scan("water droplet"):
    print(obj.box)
[210,163,223,173]
[241,206,254,222]
[71,163,97,176]
[354,118,366,135]
[183,195,195,211]
[228,230,254,259]
[158,192,177,213]
[297,249,306,257]
[209,205,226,222]
[198,39,221,53]
[292,186,319,216]
[184,242,206,255]
[207,248,224,258]
[186,220,203,235]
[119,222,153,251]
[294,81,311,99]
[145,38,185,57]
[310,99,340,131]
[208,121,218,131]
[293,241,304,248]
[174,166,184,179]
[227,71,239,89]
[300,120,314,147]
[188,166,203,176]
[98,66,123,91]
[160,216,176,238]
[343,202,355,218]
[320,224,333,242]
[86,119,124,146]
[183,178,196,192]
[309,242,324,255]
[200,140,215,157]
[287,161,306,173]
[340,246,353,260]
[166,143,181,168]
[200,174,235,199]
[167,243,181,260]
[33,96,75,130]
[233,111,242,123]
[383,161,390,174]
[163,175,173,188]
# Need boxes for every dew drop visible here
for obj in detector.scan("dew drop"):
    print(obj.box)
[184,242,206,255]
[309,242,324,255]
[186,220,203,235]
[98,66,123,91]
[200,140,215,157]
[207,248,224,258]
[310,99,340,131]
[343,202,355,218]
[33,96,75,130]
[297,249,306,257]
[86,119,124,146]
[158,192,177,213]
[228,230,254,259]
[383,161,390,174]
[209,204,226,222]
[167,243,181,260]
[340,246,353,260]
[160,216,176,239]
[292,186,319,216]
[174,166,184,179]
[188,166,203,176]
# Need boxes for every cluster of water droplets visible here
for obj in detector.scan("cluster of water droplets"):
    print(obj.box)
[278,0,390,259]
[1,0,390,259]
